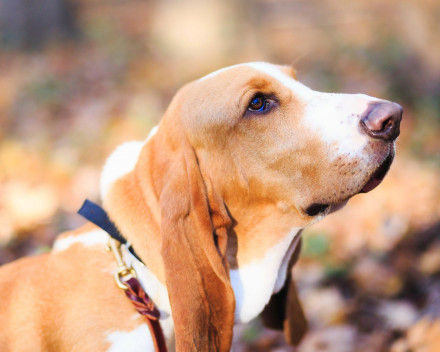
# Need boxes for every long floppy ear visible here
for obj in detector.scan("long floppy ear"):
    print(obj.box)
[260,238,308,346]
[152,100,235,351]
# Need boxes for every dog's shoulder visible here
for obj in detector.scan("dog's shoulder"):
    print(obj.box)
[52,222,108,252]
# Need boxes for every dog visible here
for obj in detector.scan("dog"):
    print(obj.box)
[0,62,402,351]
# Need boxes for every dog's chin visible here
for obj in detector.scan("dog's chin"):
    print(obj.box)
[305,149,395,218]
[360,150,394,194]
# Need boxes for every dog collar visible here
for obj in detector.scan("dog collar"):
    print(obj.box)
[78,199,143,263]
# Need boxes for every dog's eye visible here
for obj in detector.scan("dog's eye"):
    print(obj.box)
[248,94,268,112]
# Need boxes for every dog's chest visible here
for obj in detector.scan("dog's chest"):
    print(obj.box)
[129,227,301,327]
[229,228,301,323]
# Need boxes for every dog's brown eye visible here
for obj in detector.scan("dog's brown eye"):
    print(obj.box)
[248,95,267,112]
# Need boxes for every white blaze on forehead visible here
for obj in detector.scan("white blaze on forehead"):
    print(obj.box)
[200,61,313,98]
[199,61,305,90]
[199,63,246,81]
[246,62,315,100]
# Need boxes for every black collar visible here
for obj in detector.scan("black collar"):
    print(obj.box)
[78,199,143,263]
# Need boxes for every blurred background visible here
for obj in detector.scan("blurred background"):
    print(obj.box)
[0,0,439,350]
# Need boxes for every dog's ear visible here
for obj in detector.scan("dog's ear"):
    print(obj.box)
[152,101,235,351]
[260,238,308,346]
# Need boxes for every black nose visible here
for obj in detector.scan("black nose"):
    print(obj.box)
[360,102,403,141]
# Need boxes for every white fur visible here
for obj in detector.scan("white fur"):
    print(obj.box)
[53,230,108,251]
[199,63,245,81]
[106,324,153,352]
[247,62,315,101]
[100,126,158,201]
[302,93,378,159]
[100,141,144,201]
[230,228,301,323]
[273,231,302,292]
[146,125,159,142]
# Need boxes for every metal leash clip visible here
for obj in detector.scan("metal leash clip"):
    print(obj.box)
[106,238,137,290]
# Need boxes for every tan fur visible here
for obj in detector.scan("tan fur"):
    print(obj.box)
[0,225,145,351]
[0,63,399,351]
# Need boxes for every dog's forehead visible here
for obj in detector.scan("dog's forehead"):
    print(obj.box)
[199,62,314,100]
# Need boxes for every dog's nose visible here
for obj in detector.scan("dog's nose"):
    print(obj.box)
[360,102,403,141]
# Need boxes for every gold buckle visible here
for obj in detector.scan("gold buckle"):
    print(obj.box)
[106,238,137,290]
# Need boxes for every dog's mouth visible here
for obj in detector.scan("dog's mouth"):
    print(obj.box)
[305,150,394,217]
[305,201,348,217]
[360,151,394,194]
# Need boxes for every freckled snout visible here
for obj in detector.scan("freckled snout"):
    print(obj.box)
[360,102,403,141]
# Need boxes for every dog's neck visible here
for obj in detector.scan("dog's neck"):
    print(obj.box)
[101,135,304,324]
[101,132,166,283]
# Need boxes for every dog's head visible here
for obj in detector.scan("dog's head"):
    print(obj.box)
[102,62,402,351]
[182,62,401,223]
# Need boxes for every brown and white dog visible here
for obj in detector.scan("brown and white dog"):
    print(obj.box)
[0,62,402,351]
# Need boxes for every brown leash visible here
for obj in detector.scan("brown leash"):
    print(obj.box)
[108,238,168,352]
[124,277,168,352]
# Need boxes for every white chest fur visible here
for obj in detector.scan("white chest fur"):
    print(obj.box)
[106,324,153,352]
[230,228,301,323]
